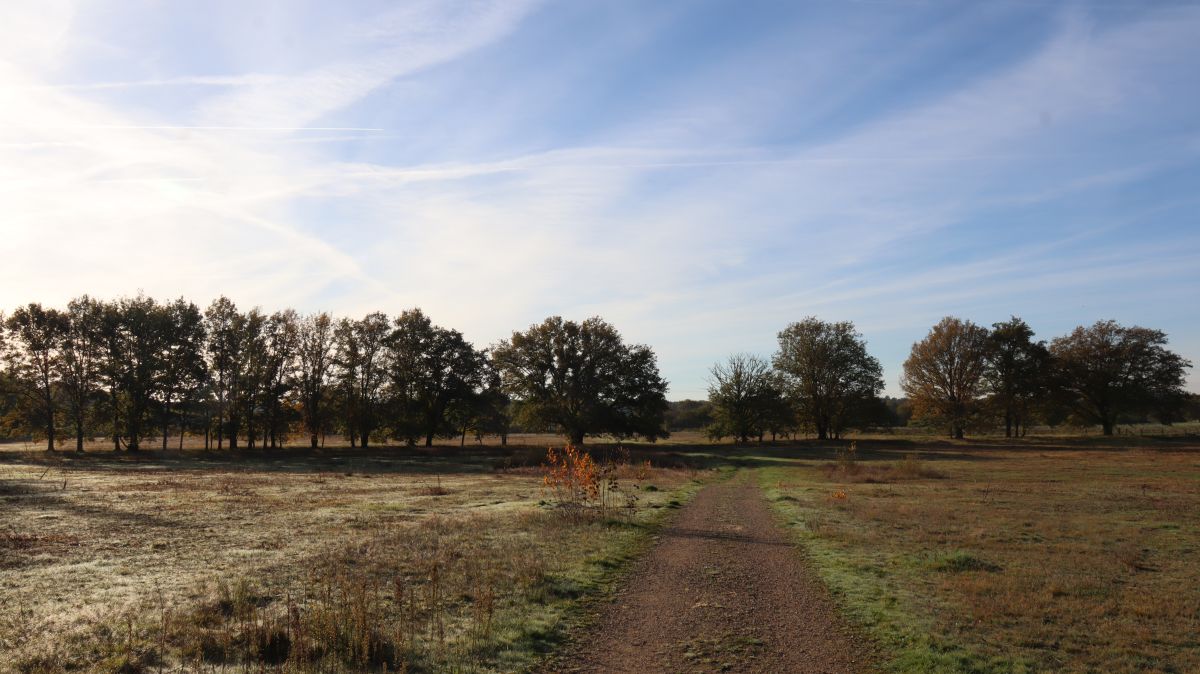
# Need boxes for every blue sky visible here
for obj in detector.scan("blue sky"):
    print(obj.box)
[1,0,1197,399]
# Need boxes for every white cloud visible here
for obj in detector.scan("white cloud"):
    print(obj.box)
[196,0,541,129]
[0,0,1196,398]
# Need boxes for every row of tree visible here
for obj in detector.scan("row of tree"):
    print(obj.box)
[708,316,1192,441]
[0,296,670,451]
[902,317,1191,437]
[707,318,885,442]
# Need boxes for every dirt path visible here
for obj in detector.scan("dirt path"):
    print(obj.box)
[550,475,878,673]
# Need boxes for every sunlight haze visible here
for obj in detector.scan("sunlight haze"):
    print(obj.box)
[2,0,1198,398]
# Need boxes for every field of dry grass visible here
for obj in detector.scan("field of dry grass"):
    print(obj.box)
[0,445,707,673]
[5,433,1198,673]
[756,437,1200,673]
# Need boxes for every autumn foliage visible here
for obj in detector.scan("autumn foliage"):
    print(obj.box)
[541,445,648,516]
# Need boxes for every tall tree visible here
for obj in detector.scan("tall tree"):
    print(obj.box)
[260,310,298,448]
[234,309,267,448]
[116,295,171,450]
[155,299,207,450]
[1050,320,1191,436]
[204,297,242,450]
[773,318,884,440]
[984,317,1049,437]
[706,353,779,444]
[296,312,335,449]
[333,313,390,448]
[98,301,128,451]
[58,297,106,452]
[388,309,487,447]
[901,317,991,439]
[4,304,67,450]
[491,316,668,444]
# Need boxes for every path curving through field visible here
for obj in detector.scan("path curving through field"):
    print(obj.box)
[550,474,878,673]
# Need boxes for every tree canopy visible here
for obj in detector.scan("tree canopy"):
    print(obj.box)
[901,316,991,439]
[707,354,781,444]
[983,317,1049,438]
[1050,320,1191,435]
[491,316,668,444]
[773,318,883,440]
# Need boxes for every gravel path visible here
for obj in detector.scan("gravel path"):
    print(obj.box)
[550,475,879,673]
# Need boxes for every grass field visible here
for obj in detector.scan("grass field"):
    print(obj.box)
[0,445,707,673]
[3,434,1198,673]
[755,437,1200,673]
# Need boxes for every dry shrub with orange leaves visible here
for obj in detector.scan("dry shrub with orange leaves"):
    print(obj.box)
[542,445,649,517]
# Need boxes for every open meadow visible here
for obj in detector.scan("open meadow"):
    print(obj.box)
[3,433,1199,673]
[755,436,1200,673]
[0,443,706,673]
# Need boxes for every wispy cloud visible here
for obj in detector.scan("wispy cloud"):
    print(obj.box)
[0,0,1196,398]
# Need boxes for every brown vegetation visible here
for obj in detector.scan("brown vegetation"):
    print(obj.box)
[763,438,1200,672]
[0,445,701,673]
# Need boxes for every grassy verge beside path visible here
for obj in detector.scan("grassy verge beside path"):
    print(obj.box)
[754,442,1200,673]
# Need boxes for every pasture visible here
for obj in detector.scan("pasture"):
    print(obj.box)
[758,437,1200,673]
[0,444,704,673]
[2,434,1198,673]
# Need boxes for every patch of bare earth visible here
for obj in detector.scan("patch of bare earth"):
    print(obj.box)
[550,476,878,673]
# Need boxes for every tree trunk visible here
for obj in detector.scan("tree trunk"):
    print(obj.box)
[501,433,507,446]
[1102,420,1114,436]
[460,427,466,447]
[310,433,319,449]
[569,429,585,446]
[1004,414,1012,438]
[111,394,120,451]
[425,431,435,448]
[361,431,369,449]
[76,426,85,453]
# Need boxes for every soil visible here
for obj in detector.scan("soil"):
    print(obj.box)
[549,475,880,673]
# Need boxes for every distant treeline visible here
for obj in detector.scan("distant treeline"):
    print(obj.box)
[3,298,1193,450]
[703,316,1193,442]
[0,296,669,451]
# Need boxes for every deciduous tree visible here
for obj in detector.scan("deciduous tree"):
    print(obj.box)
[204,297,242,449]
[260,310,298,448]
[773,318,883,440]
[491,316,668,444]
[1049,320,1191,436]
[333,313,390,447]
[4,304,66,450]
[296,312,335,448]
[155,298,207,450]
[58,297,105,452]
[706,354,779,444]
[984,317,1048,437]
[901,317,990,439]
[388,309,487,447]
